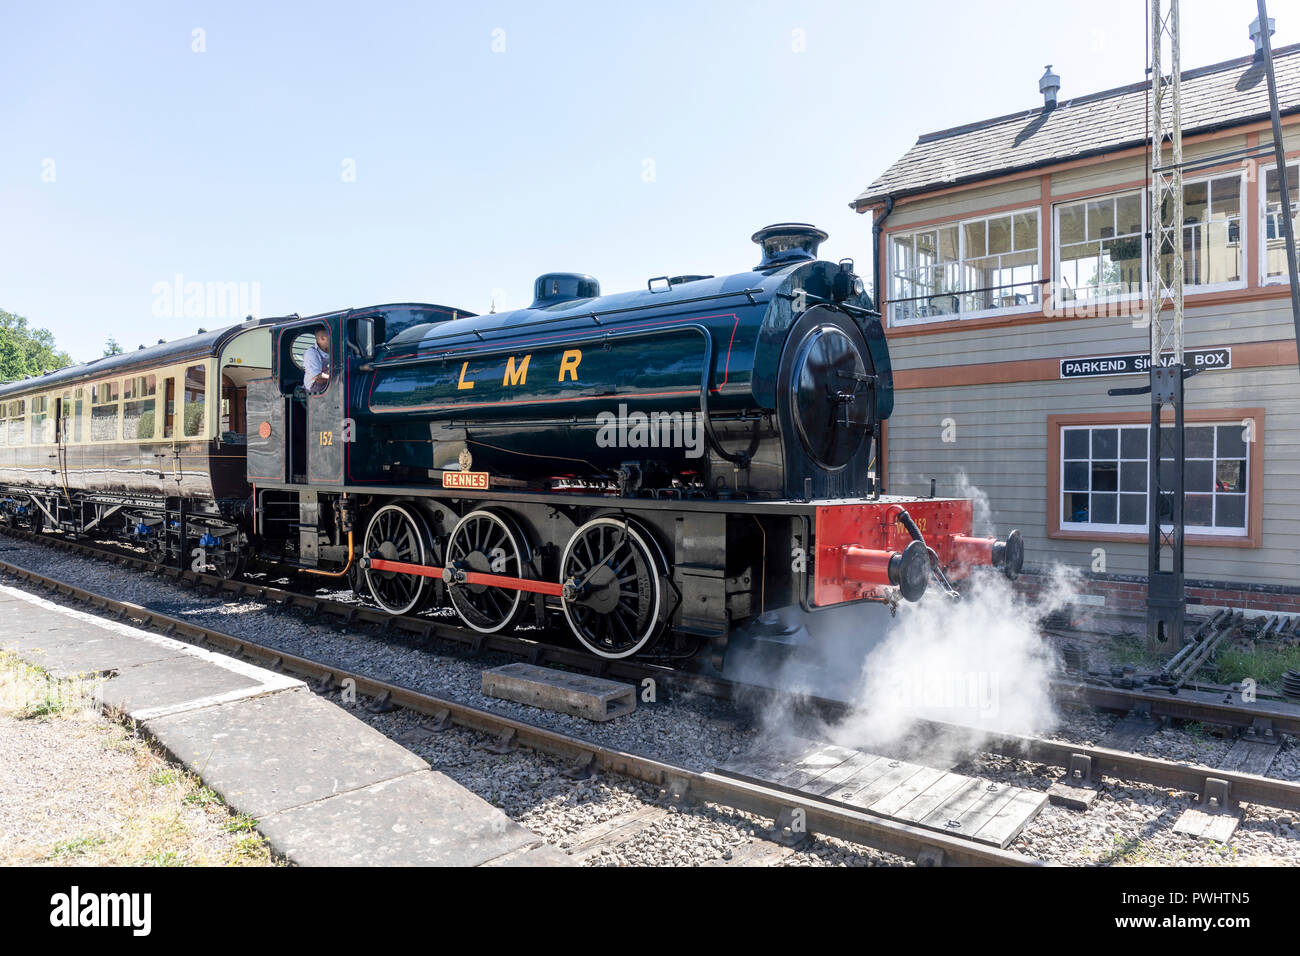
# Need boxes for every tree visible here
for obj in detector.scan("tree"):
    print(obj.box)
[0,310,72,383]
[103,337,124,357]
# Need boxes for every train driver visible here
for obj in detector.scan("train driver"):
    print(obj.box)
[303,327,332,394]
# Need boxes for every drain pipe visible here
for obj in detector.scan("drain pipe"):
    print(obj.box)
[869,196,895,495]
[870,196,895,310]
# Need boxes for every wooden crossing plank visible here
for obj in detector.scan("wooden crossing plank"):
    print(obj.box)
[886,772,974,824]
[775,743,860,790]
[971,789,1048,848]
[720,737,816,781]
[801,751,887,798]
[718,738,1047,850]
[812,753,900,802]
[841,760,929,809]
[915,778,996,832]
[944,784,1021,841]
[861,766,946,817]
[1218,738,1280,776]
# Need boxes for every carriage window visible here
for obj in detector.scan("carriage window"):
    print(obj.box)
[72,388,85,443]
[6,400,25,445]
[0,407,6,446]
[91,381,121,442]
[123,374,157,440]
[183,365,206,438]
[31,396,54,445]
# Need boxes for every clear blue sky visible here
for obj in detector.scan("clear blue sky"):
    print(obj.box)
[0,0,1287,362]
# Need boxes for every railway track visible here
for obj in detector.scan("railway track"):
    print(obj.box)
[7,526,1299,732]
[4,525,1300,829]
[0,550,1040,867]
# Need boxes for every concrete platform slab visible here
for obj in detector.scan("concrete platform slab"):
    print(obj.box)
[255,769,548,866]
[0,584,301,720]
[99,655,271,717]
[1,598,102,633]
[3,628,186,678]
[0,580,569,866]
[143,686,432,819]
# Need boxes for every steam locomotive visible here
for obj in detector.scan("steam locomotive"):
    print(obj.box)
[0,224,1021,669]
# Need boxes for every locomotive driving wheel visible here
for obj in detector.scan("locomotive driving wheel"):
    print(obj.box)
[444,509,529,634]
[560,517,665,659]
[363,503,434,616]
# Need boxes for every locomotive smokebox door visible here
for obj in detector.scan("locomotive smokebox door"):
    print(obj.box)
[775,304,878,499]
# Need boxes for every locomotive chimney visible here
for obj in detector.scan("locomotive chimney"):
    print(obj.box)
[751,223,829,270]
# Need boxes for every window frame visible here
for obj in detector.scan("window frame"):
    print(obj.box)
[1059,423,1152,535]
[1258,160,1299,286]
[90,379,123,443]
[1052,187,1147,308]
[1047,410,1264,548]
[5,399,26,446]
[1173,168,1248,293]
[886,205,1043,327]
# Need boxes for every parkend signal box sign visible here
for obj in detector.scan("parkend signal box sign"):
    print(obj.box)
[1059,347,1231,379]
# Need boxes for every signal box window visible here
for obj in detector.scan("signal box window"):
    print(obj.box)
[1263,163,1300,283]
[888,209,1040,325]
[1060,422,1248,536]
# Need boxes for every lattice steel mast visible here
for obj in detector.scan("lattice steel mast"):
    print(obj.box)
[1146,0,1186,651]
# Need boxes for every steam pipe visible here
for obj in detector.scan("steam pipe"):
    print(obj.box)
[889,504,960,599]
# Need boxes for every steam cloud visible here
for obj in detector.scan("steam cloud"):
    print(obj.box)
[741,476,1080,768]
[829,564,1078,760]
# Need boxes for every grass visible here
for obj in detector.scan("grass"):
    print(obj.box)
[0,650,279,867]
[46,835,107,860]
[1211,644,1300,688]
[1106,633,1300,694]
[1109,634,1160,669]
[184,786,222,807]
[1097,832,1149,866]
[223,814,259,834]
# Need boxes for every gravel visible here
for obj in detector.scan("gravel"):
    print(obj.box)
[2,532,1298,866]
[0,652,276,866]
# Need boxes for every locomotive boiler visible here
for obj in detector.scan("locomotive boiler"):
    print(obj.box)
[357,223,891,502]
